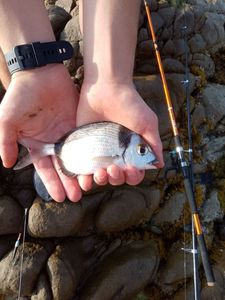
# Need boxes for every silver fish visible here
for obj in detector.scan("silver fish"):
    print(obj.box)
[14,121,158,175]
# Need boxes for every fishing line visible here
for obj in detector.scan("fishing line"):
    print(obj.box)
[181,2,201,299]
[17,207,28,300]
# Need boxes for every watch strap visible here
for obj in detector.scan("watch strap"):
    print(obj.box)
[5,41,73,74]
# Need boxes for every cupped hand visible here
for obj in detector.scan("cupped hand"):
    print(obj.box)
[0,64,82,202]
[76,81,164,191]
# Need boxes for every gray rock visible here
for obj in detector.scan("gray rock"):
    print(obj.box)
[201,267,225,300]
[152,192,186,227]
[0,196,23,235]
[151,12,165,34]
[48,5,71,38]
[47,238,90,300]
[192,103,206,128]
[173,281,195,300]
[204,136,225,163]
[0,242,54,296]
[60,6,82,73]
[55,0,75,13]
[173,38,190,57]
[157,241,198,293]
[162,58,185,73]
[192,53,215,78]
[31,272,52,300]
[10,188,35,209]
[201,12,225,50]
[158,7,176,27]
[201,190,224,223]
[79,241,159,300]
[138,28,149,43]
[188,33,207,53]
[162,39,176,56]
[95,187,161,233]
[174,9,195,38]
[136,40,154,58]
[202,84,225,126]
[144,0,158,11]
[28,197,83,238]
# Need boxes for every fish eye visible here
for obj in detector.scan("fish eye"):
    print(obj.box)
[137,144,149,156]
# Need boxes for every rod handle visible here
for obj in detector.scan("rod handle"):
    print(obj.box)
[197,234,215,286]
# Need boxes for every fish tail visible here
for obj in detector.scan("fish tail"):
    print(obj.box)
[13,138,55,170]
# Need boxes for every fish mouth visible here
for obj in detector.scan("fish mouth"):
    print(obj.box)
[146,159,159,169]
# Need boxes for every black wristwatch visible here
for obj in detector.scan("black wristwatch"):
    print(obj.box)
[5,41,73,74]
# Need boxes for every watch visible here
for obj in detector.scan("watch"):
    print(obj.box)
[5,41,73,74]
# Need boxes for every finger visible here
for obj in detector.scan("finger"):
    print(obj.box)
[34,157,66,202]
[107,165,125,186]
[125,166,145,185]
[93,168,108,186]
[77,175,93,191]
[52,156,82,202]
[0,122,18,168]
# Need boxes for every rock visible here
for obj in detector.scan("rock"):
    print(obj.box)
[79,241,159,300]
[188,33,207,54]
[95,187,161,233]
[12,167,34,187]
[192,103,206,128]
[201,12,225,51]
[48,5,71,38]
[136,40,154,58]
[162,58,185,73]
[204,136,225,163]
[201,190,224,223]
[0,196,23,235]
[151,12,165,34]
[144,0,158,11]
[173,39,190,57]
[47,238,90,300]
[28,197,83,238]
[138,28,149,43]
[162,39,176,56]
[201,267,225,300]
[174,9,195,38]
[55,0,75,13]
[202,84,225,126]
[157,241,197,294]
[0,242,54,296]
[60,6,82,73]
[158,7,176,27]
[31,272,52,300]
[152,192,186,227]
[173,281,195,300]
[0,236,15,261]
[192,53,215,78]
[10,188,36,209]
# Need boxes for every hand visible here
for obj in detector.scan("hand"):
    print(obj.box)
[0,64,82,202]
[76,81,164,190]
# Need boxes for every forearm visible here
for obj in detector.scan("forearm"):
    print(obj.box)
[82,0,141,84]
[0,0,55,54]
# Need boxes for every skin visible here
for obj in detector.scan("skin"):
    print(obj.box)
[0,0,164,202]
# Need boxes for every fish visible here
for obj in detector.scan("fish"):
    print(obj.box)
[14,121,158,175]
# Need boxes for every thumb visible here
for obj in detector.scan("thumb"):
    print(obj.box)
[0,121,18,168]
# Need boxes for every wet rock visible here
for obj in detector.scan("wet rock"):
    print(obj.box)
[79,241,159,300]
[0,196,23,235]
[152,192,186,227]
[173,38,190,57]
[162,39,176,56]
[28,197,83,238]
[95,187,161,233]
[48,5,71,38]
[31,272,52,300]
[202,84,225,126]
[201,190,224,223]
[0,242,54,296]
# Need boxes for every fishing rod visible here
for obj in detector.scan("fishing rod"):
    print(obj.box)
[143,0,215,288]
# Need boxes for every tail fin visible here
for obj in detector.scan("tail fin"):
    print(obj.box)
[13,138,55,170]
